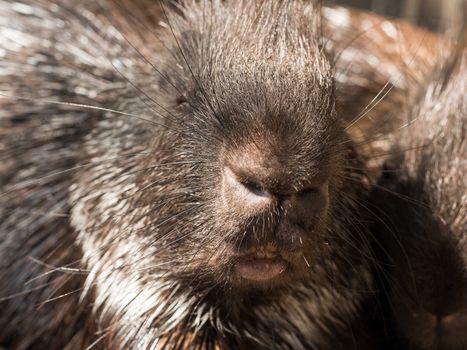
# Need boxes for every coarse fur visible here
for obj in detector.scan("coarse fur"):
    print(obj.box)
[0,0,414,349]
[323,6,446,177]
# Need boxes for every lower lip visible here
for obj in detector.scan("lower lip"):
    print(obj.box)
[234,257,286,281]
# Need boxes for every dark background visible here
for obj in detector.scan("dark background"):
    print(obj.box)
[331,0,464,31]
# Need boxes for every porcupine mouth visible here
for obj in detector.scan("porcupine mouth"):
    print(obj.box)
[234,249,301,282]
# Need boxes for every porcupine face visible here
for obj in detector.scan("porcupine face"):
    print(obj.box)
[0,0,373,346]
[0,0,375,347]
[159,7,344,293]
[71,0,361,300]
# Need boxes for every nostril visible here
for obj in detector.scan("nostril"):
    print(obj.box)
[283,182,329,225]
[223,166,271,202]
[294,181,329,202]
[297,187,319,197]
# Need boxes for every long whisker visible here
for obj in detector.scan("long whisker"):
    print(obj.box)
[108,60,178,121]
[345,81,394,131]
[346,28,431,131]
[0,282,53,302]
[0,93,172,129]
[105,1,185,97]
[0,152,149,198]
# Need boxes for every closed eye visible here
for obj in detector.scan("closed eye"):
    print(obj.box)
[240,179,267,197]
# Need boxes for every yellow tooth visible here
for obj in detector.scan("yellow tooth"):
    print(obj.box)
[255,243,278,258]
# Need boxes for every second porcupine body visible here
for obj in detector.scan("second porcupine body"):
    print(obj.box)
[370,40,467,350]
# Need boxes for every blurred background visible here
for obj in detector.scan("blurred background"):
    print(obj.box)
[330,0,465,31]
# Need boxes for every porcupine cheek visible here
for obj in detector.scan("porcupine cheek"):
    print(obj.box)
[219,140,330,284]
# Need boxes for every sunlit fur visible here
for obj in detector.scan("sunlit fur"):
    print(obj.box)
[323,6,447,178]
[0,1,398,349]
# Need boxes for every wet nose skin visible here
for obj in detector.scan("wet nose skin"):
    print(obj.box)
[282,184,329,230]
[440,310,467,348]
[408,309,467,350]
[221,165,329,225]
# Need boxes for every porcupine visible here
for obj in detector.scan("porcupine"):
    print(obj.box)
[0,0,442,349]
[369,32,466,350]
[323,5,446,178]
[325,8,467,349]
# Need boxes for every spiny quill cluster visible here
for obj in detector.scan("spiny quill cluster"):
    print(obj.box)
[0,1,464,350]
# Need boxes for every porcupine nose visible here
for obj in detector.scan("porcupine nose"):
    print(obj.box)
[221,141,330,282]
[221,147,329,225]
[408,273,467,348]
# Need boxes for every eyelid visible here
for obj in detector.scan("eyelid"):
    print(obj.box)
[240,179,268,196]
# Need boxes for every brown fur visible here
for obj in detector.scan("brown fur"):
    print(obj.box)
[0,1,384,349]
[324,6,446,177]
